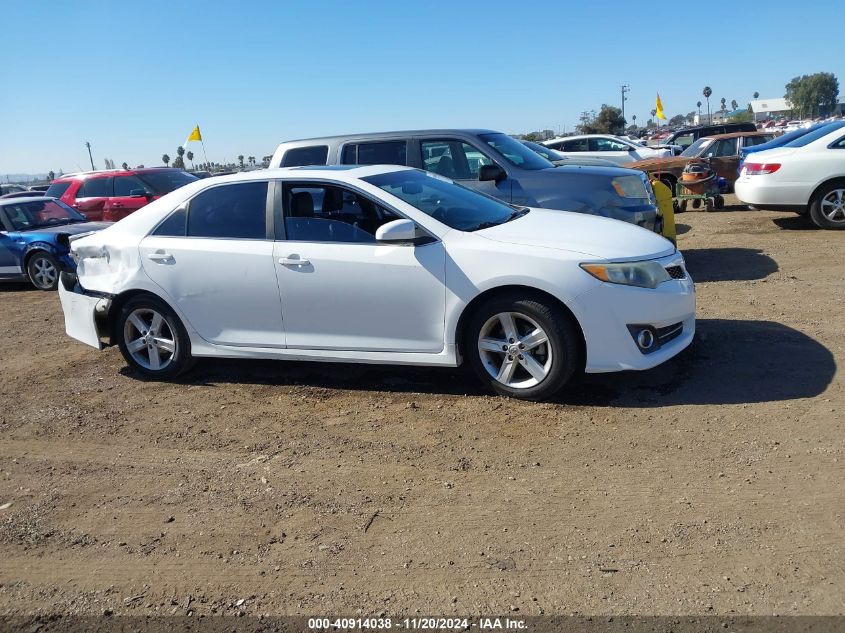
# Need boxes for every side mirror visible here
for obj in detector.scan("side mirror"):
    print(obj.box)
[375,219,418,243]
[130,189,152,199]
[478,164,506,183]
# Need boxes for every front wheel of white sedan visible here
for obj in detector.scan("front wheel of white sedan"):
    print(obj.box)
[117,295,193,379]
[466,294,580,401]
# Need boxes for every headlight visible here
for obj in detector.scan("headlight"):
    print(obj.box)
[611,175,649,199]
[580,260,670,289]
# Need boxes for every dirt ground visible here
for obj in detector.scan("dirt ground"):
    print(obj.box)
[0,199,843,619]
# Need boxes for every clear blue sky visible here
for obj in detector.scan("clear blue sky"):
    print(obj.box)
[1,0,842,175]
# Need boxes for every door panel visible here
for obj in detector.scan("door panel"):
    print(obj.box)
[273,241,446,352]
[0,232,23,275]
[140,236,285,347]
[107,175,153,221]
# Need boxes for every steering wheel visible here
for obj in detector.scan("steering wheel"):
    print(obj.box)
[431,206,448,222]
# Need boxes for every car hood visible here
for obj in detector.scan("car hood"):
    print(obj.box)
[628,156,692,171]
[476,208,674,261]
[21,221,112,239]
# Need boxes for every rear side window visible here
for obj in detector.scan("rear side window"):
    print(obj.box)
[562,139,589,152]
[114,175,152,197]
[281,145,329,167]
[137,170,197,194]
[186,182,268,239]
[341,141,407,166]
[45,181,71,199]
[77,177,112,198]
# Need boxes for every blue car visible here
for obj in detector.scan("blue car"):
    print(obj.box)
[738,122,845,171]
[0,197,110,290]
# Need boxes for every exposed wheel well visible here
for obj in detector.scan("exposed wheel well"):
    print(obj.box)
[809,177,845,206]
[455,285,586,370]
[23,248,53,269]
[107,289,174,345]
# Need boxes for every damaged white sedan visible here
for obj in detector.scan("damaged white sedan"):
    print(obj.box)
[60,165,694,400]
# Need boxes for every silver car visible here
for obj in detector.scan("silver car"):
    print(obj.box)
[269,129,659,232]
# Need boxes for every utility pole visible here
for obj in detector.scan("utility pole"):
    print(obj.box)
[621,84,630,126]
[85,141,95,170]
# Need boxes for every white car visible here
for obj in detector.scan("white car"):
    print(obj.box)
[58,166,695,400]
[735,121,845,229]
[543,134,673,165]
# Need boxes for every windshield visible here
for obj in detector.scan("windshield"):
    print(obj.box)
[363,170,527,232]
[137,170,198,194]
[783,121,845,148]
[2,199,85,231]
[479,133,555,170]
[680,137,714,157]
[521,140,565,161]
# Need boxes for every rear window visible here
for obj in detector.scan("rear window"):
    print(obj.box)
[783,121,845,148]
[137,170,198,195]
[77,177,112,198]
[281,145,329,167]
[341,141,407,166]
[44,181,71,199]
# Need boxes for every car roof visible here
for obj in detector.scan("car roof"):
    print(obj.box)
[195,164,415,184]
[0,196,58,207]
[699,131,772,141]
[54,167,189,181]
[278,129,500,144]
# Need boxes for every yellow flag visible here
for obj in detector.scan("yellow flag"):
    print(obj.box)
[655,94,667,120]
[186,125,202,142]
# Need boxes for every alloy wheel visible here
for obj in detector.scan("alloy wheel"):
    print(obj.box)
[478,311,553,389]
[820,189,845,223]
[30,256,57,289]
[123,308,178,371]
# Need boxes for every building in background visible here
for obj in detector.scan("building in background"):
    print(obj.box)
[750,97,792,121]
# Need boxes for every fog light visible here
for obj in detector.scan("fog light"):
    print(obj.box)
[636,329,655,350]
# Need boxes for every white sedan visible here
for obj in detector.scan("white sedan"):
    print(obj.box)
[59,166,695,400]
[543,134,673,165]
[735,121,845,229]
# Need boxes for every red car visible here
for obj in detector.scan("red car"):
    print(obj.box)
[45,168,198,222]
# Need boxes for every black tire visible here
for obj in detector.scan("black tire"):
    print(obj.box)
[692,198,701,210]
[705,198,714,212]
[678,199,688,213]
[714,195,725,209]
[26,251,60,291]
[465,293,580,401]
[116,294,193,379]
[809,181,845,229]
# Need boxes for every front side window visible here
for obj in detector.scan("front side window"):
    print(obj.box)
[420,140,492,179]
[2,200,85,231]
[114,175,152,197]
[282,183,400,243]
[704,138,738,157]
[681,137,714,157]
[281,145,329,167]
[480,133,553,170]
[77,177,112,198]
[562,138,589,152]
[364,169,525,232]
[186,181,268,239]
[340,141,407,166]
[591,137,628,152]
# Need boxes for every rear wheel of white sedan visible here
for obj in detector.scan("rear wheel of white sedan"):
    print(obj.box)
[810,182,845,229]
[466,294,580,401]
[117,295,193,379]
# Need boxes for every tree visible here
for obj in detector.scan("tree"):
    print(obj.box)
[162,154,170,166]
[728,111,753,123]
[785,72,840,117]
[731,99,738,111]
[238,155,245,169]
[631,114,637,126]
[720,97,727,114]
[186,151,194,169]
[48,170,55,181]
[248,156,256,167]
[753,91,760,99]
[702,86,712,123]
[121,162,128,170]
[577,105,626,135]
[173,146,186,169]
[668,114,686,127]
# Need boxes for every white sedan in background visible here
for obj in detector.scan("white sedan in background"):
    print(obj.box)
[59,166,694,401]
[735,121,845,229]
[543,134,673,165]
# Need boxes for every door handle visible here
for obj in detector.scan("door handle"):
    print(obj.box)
[278,256,310,266]
[111,202,123,207]
[147,251,174,263]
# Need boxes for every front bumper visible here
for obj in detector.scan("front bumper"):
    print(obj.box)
[58,272,109,350]
[573,256,695,373]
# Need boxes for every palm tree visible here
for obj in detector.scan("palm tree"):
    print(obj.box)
[720,97,726,116]
[731,99,738,112]
[162,154,170,167]
[238,155,245,169]
[186,151,194,169]
[753,91,760,99]
[631,114,637,128]
[121,162,128,170]
[48,170,55,181]
[248,156,256,167]
[703,86,712,123]
[697,100,702,120]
